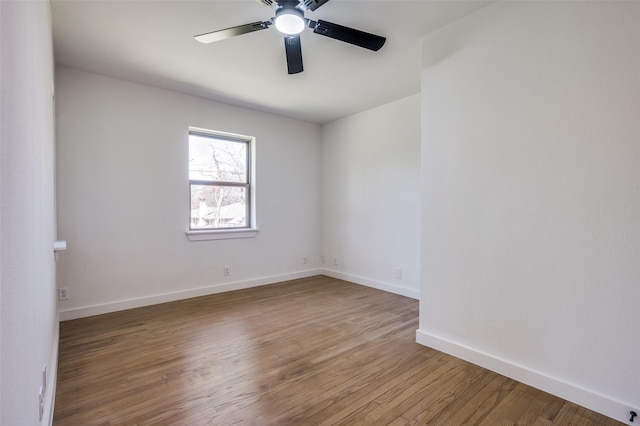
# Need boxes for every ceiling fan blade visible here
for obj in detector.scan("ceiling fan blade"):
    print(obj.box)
[195,21,271,44]
[299,0,330,11]
[284,35,303,74]
[311,19,385,51]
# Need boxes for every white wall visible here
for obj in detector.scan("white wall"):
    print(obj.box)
[418,2,640,424]
[321,95,421,299]
[0,1,59,424]
[55,67,321,319]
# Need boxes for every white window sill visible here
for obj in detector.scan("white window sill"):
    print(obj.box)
[186,228,259,241]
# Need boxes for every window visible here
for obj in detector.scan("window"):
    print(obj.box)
[187,128,256,239]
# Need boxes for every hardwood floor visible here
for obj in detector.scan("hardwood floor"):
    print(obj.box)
[54,276,622,425]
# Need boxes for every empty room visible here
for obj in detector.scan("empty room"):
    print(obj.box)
[1,0,638,425]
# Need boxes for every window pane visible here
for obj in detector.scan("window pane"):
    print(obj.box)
[190,184,247,229]
[189,134,247,183]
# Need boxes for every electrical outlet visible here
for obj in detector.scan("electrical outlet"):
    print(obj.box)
[58,287,69,301]
[395,268,403,280]
[223,266,230,277]
[38,386,44,421]
[333,257,339,266]
[302,256,307,264]
[38,364,48,421]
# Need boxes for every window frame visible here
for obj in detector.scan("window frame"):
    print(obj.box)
[186,127,258,241]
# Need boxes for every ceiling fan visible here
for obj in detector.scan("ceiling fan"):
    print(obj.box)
[194,0,386,75]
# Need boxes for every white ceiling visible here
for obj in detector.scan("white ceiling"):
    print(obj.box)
[51,0,490,124]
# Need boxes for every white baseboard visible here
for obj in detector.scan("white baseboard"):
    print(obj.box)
[43,312,59,426]
[415,329,633,425]
[322,269,420,300]
[54,270,633,424]
[59,269,322,321]
[58,268,418,321]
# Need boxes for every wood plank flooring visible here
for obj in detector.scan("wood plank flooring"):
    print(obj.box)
[54,275,622,425]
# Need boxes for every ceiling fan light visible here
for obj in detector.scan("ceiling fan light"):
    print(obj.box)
[274,9,305,35]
